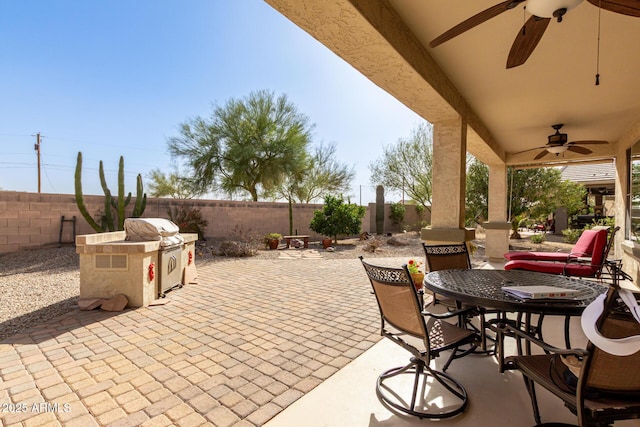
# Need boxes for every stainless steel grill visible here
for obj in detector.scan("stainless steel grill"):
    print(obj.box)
[125,218,184,297]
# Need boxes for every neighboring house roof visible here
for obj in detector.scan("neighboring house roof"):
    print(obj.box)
[559,163,615,187]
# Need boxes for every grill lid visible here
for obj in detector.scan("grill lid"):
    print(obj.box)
[124,218,184,247]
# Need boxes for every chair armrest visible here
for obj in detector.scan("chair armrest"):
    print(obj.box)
[494,322,589,357]
[422,305,477,320]
[566,253,592,263]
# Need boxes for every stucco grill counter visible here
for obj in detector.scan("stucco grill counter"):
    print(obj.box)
[76,218,198,307]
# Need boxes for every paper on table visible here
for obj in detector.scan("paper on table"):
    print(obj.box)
[501,285,580,300]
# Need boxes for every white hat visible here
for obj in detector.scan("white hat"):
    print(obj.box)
[581,289,640,356]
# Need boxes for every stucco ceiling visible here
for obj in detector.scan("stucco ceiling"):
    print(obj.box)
[266,0,640,167]
[388,0,640,165]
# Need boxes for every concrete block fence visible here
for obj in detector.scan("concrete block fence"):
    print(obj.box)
[0,191,429,254]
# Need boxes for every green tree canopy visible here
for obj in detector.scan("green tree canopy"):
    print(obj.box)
[147,168,203,199]
[369,123,433,211]
[464,158,587,227]
[465,158,489,225]
[309,195,366,244]
[279,142,354,204]
[167,90,313,201]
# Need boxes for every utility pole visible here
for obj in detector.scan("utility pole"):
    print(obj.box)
[33,132,43,193]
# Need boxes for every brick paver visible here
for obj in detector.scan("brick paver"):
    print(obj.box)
[0,256,401,426]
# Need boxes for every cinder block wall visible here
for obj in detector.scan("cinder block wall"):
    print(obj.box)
[1,192,432,253]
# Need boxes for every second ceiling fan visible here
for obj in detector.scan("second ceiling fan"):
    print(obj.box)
[515,124,609,160]
[429,0,640,68]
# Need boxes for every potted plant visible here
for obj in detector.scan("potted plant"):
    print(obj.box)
[321,237,333,249]
[264,233,282,250]
[407,258,424,290]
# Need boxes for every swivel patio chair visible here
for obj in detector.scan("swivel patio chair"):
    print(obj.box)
[500,284,640,426]
[423,242,497,352]
[360,256,480,419]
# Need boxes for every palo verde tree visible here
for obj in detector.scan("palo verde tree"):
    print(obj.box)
[167,90,313,201]
[369,123,434,212]
[147,168,204,199]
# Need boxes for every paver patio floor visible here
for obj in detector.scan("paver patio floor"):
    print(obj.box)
[0,257,405,427]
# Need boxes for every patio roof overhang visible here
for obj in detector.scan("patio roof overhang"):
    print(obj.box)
[264,0,640,167]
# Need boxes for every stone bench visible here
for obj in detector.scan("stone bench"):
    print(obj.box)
[283,235,310,249]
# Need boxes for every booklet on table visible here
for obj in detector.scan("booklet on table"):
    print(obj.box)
[501,285,581,300]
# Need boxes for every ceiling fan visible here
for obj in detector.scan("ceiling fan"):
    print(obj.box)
[429,0,640,68]
[514,124,608,160]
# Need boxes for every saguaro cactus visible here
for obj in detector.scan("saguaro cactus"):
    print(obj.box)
[74,151,147,233]
[376,185,385,235]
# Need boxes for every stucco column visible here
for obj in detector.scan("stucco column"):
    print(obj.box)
[483,163,511,262]
[422,117,475,243]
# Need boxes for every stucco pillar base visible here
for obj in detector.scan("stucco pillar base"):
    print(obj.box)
[421,227,475,244]
[482,221,511,262]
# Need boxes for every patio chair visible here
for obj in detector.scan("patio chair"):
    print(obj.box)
[422,242,473,307]
[422,242,497,352]
[360,257,480,419]
[500,284,640,426]
[504,227,619,281]
[504,226,609,263]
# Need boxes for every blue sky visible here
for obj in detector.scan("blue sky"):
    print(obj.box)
[0,0,424,205]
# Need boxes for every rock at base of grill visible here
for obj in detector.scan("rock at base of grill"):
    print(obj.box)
[78,298,107,311]
[100,294,128,311]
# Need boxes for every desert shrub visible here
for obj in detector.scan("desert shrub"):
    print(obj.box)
[210,225,262,257]
[530,234,545,244]
[362,235,385,253]
[167,205,208,240]
[389,202,405,225]
[562,228,581,244]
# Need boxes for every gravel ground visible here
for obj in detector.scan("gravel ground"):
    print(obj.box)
[0,246,81,341]
[0,231,571,342]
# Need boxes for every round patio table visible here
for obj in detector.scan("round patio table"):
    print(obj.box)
[424,269,608,370]
[424,269,606,315]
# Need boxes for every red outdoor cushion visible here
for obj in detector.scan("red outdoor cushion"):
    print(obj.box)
[504,259,600,277]
[504,229,608,278]
[503,251,571,262]
[503,229,607,262]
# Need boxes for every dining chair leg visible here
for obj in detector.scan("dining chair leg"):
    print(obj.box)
[563,315,572,348]
[523,375,542,425]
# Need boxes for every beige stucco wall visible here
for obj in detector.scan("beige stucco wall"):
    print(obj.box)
[0,191,419,253]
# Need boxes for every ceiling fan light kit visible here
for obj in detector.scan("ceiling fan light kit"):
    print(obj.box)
[547,145,570,154]
[526,0,583,21]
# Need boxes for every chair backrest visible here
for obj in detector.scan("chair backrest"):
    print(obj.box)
[591,226,619,277]
[571,229,603,257]
[360,257,430,348]
[587,229,609,266]
[600,226,619,264]
[584,314,640,394]
[582,286,640,395]
[422,243,471,272]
